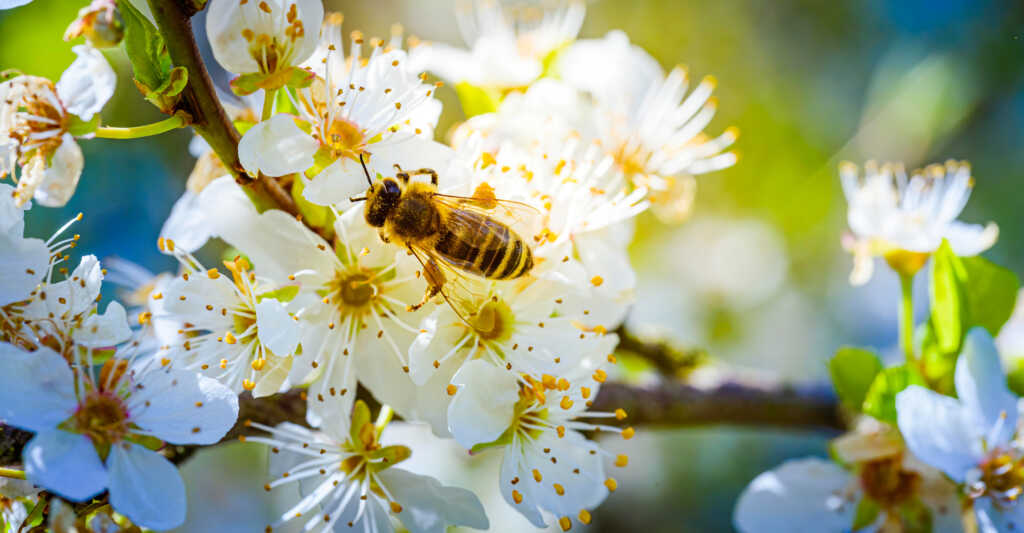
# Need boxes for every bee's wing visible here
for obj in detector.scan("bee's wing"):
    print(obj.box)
[432,183,545,243]
[404,243,492,325]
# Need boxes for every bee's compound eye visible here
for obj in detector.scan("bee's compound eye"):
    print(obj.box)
[382,179,401,199]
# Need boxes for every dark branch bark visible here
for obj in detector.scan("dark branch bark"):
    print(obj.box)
[614,326,706,378]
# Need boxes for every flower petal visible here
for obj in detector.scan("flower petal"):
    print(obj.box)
[0,231,48,306]
[73,301,131,348]
[945,221,998,257]
[107,443,186,530]
[956,327,1018,447]
[447,360,518,449]
[238,114,317,177]
[127,364,239,445]
[30,134,83,208]
[301,158,371,207]
[56,45,115,122]
[733,458,855,533]
[377,468,489,533]
[24,430,107,502]
[896,385,982,482]
[159,190,212,253]
[0,343,78,432]
[255,298,300,356]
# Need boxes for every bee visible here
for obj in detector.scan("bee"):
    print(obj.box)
[350,155,541,319]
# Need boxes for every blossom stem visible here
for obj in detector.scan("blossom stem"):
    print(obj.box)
[899,272,916,363]
[0,466,26,480]
[94,112,189,139]
[261,89,277,122]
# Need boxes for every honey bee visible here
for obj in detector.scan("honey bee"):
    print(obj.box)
[350,155,541,320]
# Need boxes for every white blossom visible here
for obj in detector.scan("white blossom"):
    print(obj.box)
[246,402,488,533]
[206,0,323,78]
[410,0,584,90]
[0,341,238,529]
[0,46,114,207]
[897,328,1024,532]
[840,160,998,284]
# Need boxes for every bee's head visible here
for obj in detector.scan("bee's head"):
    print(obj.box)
[363,178,402,227]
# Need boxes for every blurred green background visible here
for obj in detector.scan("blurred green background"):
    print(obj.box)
[3,0,1024,531]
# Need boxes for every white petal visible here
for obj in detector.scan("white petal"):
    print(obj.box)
[377,469,489,533]
[446,360,518,449]
[301,158,372,207]
[107,443,186,530]
[31,134,83,207]
[0,231,48,306]
[255,297,300,356]
[127,365,239,445]
[24,430,107,502]
[956,327,1018,446]
[73,301,131,347]
[514,431,608,518]
[57,45,116,122]
[974,497,1024,533]
[207,0,323,75]
[237,114,317,177]
[407,309,468,386]
[896,385,982,482]
[945,221,998,257]
[304,345,357,437]
[0,344,78,432]
[0,0,33,9]
[733,458,855,533]
[159,190,212,253]
[23,254,103,323]
[197,178,337,281]
[497,446,546,528]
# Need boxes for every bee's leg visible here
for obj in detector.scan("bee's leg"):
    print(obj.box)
[393,164,410,183]
[409,255,445,311]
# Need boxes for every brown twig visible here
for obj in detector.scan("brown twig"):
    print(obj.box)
[613,326,706,378]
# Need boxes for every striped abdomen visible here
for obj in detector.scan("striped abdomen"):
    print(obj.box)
[434,209,533,280]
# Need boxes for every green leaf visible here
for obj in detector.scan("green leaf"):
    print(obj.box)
[960,255,1020,336]
[828,347,883,412]
[898,497,933,533]
[1008,358,1024,397]
[119,0,171,90]
[930,241,966,353]
[852,497,881,531]
[862,364,925,424]
[917,320,957,395]
[455,81,502,118]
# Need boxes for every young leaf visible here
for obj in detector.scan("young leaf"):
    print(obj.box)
[929,241,965,353]
[1007,358,1024,397]
[119,0,172,91]
[917,320,956,395]
[960,255,1020,336]
[829,347,883,412]
[852,497,881,531]
[862,364,926,424]
[898,497,933,533]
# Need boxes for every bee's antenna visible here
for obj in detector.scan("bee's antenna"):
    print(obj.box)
[359,153,373,186]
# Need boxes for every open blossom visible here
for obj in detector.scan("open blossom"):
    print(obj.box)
[154,244,301,397]
[734,420,961,532]
[0,342,238,530]
[896,328,1024,532]
[557,30,738,222]
[247,401,488,533]
[410,0,584,89]
[192,177,427,435]
[206,0,323,82]
[445,358,626,530]
[0,45,114,207]
[0,184,50,310]
[840,160,998,284]
[239,13,445,209]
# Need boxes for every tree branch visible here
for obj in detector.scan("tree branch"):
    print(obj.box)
[613,326,706,378]
[146,0,301,219]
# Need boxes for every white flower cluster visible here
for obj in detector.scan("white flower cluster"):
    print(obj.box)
[0,0,736,531]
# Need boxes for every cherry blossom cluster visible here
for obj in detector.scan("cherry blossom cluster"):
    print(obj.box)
[0,0,738,531]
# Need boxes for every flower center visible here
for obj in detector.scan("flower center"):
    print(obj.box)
[971,448,1024,505]
[70,390,130,453]
[858,456,920,508]
[5,77,68,162]
[323,117,366,160]
[327,271,377,312]
[611,141,651,178]
[470,300,513,341]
